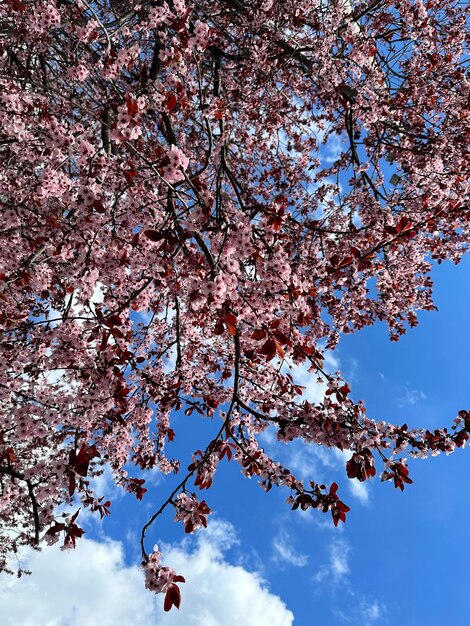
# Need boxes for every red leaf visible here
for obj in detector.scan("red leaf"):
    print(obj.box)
[92,200,106,214]
[214,319,225,335]
[455,430,468,447]
[126,93,139,116]
[332,508,340,526]
[68,472,76,497]
[64,523,85,548]
[104,314,122,327]
[336,256,353,270]
[46,522,65,538]
[331,500,350,526]
[272,330,291,346]
[143,229,164,242]
[129,478,147,500]
[74,450,90,477]
[225,320,237,336]
[178,30,189,48]
[166,93,178,111]
[218,442,233,461]
[351,246,361,258]
[259,338,277,361]
[164,584,182,611]
[396,216,413,233]
[224,313,237,337]
[10,0,26,11]
[225,312,237,326]
[124,170,136,185]
[2,447,15,463]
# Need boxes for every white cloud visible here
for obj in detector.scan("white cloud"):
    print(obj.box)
[0,539,157,626]
[160,520,294,626]
[74,465,124,529]
[334,598,386,625]
[348,479,369,504]
[313,541,386,625]
[258,351,363,492]
[0,520,294,626]
[282,442,320,479]
[260,435,370,507]
[260,433,370,507]
[330,542,350,579]
[345,357,359,382]
[272,532,308,568]
[397,387,427,407]
[162,341,177,374]
[322,132,344,164]
[313,539,350,584]
[360,599,383,624]
[259,431,330,487]
[284,350,339,405]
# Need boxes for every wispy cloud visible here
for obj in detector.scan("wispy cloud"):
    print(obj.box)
[313,539,350,584]
[330,542,350,580]
[360,599,384,624]
[272,532,308,568]
[397,387,427,407]
[334,598,386,625]
[313,540,386,625]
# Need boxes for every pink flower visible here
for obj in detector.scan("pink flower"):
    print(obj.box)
[190,21,211,51]
[162,146,189,182]
[174,492,212,533]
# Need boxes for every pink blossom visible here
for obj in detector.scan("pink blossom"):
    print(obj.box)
[162,145,190,182]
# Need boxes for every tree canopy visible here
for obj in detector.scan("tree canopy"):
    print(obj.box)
[0,0,469,611]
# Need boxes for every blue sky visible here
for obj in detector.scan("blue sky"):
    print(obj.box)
[2,257,470,625]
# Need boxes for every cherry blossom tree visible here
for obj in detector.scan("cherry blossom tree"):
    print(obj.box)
[0,0,469,610]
